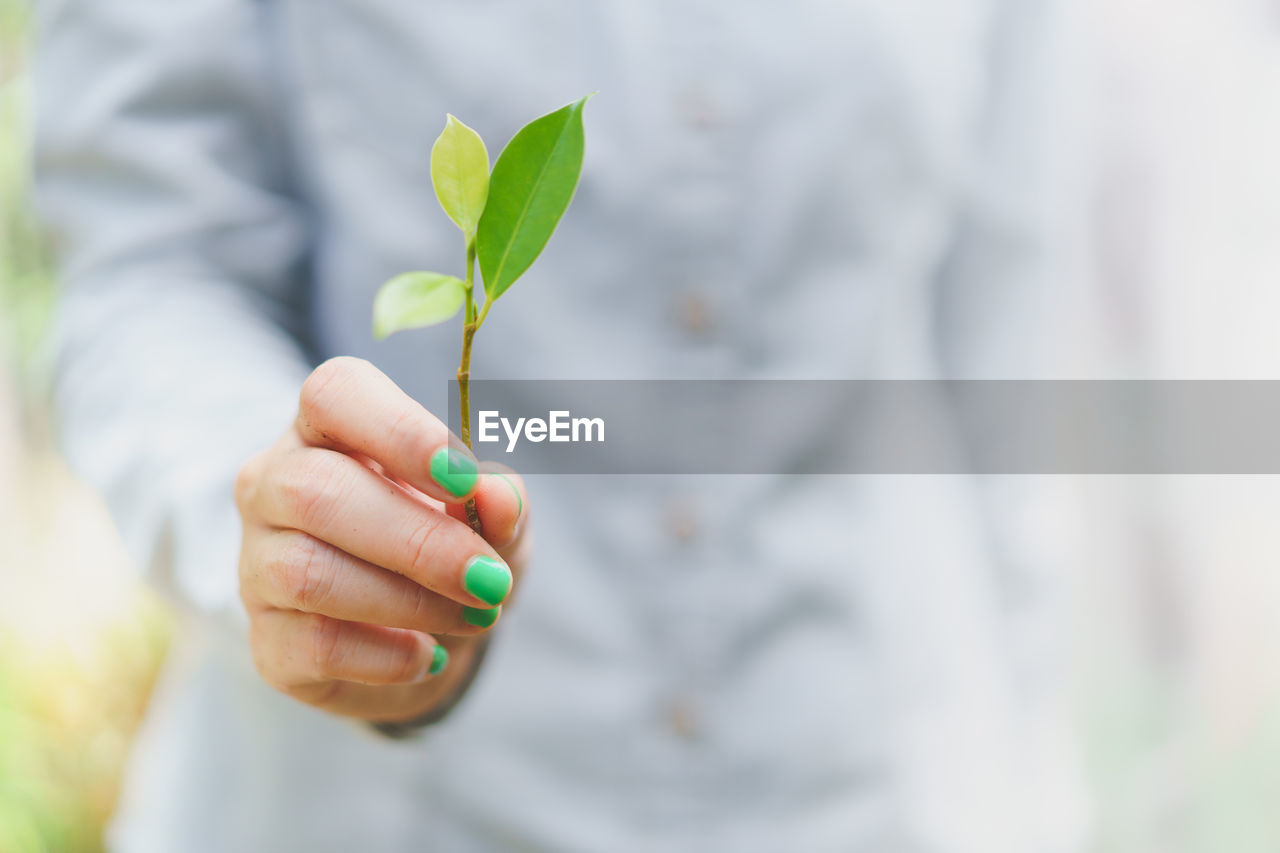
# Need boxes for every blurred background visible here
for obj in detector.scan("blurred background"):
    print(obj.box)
[1,2,170,850]
[3,0,1280,850]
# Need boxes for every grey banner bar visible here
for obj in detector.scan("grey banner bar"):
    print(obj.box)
[445,380,1280,474]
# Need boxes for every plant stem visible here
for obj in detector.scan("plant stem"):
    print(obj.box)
[457,235,483,533]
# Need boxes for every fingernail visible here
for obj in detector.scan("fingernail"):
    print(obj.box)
[428,644,449,676]
[463,555,512,606]
[491,472,524,522]
[430,447,477,497]
[463,605,501,628]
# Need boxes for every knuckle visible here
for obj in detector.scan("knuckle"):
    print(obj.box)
[273,535,333,612]
[276,450,345,529]
[299,356,369,422]
[234,452,265,513]
[403,513,445,580]
[403,583,434,629]
[388,636,427,684]
[386,404,433,464]
[308,613,345,679]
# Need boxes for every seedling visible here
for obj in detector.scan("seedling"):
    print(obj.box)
[373,95,592,531]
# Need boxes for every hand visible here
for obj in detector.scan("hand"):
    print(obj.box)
[234,357,530,723]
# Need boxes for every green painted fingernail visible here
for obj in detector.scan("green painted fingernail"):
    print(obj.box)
[430,447,477,497]
[492,472,524,521]
[463,555,512,606]
[428,644,449,675]
[463,605,501,628]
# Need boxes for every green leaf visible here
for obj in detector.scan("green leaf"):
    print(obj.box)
[372,272,466,340]
[477,94,591,303]
[430,115,490,234]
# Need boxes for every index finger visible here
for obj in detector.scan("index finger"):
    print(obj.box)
[295,357,477,502]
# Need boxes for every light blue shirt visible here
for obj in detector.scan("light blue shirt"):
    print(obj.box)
[35,1,1092,850]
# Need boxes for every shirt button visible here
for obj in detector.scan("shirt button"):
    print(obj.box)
[672,291,712,336]
[674,86,722,130]
[665,695,702,741]
[662,498,700,543]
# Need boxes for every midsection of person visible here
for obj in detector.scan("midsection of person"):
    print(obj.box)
[54,1,1081,850]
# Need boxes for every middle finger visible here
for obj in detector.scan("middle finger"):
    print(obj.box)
[255,446,513,608]
[247,529,501,634]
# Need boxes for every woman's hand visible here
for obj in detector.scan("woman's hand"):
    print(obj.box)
[234,357,530,723]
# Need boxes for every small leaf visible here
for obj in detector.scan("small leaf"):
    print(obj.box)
[431,115,490,234]
[372,272,466,340]
[477,94,591,303]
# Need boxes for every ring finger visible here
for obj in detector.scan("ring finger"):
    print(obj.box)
[244,529,500,635]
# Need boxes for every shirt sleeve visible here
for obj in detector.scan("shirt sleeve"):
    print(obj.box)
[32,0,314,616]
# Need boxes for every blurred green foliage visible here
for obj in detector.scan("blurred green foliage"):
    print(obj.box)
[1,0,55,397]
[0,612,171,853]
[1,4,173,852]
